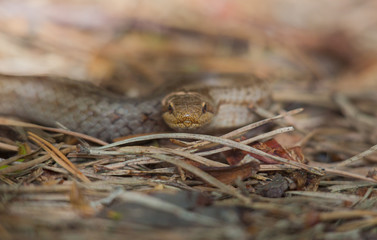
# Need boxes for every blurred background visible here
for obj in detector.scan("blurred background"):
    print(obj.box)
[0,0,376,97]
[1,2,377,238]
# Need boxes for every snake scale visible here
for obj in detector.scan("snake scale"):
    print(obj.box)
[0,75,271,141]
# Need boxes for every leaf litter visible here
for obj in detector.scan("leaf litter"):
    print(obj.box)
[1,1,377,239]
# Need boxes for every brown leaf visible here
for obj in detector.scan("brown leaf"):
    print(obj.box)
[224,139,306,165]
[199,161,260,185]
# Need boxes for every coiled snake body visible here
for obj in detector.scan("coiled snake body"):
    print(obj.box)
[0,75,270,141]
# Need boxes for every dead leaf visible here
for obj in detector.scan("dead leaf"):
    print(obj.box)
[200,161,260,185]
[224,139,306,165]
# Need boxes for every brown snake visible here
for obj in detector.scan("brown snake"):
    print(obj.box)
[0,75,270,141]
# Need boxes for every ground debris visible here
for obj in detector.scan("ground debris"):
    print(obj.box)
[1,0,377,239]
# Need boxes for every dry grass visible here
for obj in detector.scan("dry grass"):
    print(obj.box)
[0,1,377,239]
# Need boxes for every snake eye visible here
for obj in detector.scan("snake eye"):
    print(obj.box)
[168,103,174,114]
[202,102,207,113]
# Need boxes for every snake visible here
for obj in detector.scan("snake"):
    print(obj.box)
[0,75,271,141]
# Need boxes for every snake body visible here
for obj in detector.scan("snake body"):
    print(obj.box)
[0,75,270,141]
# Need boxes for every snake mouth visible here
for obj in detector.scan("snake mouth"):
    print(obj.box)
[163,116,210,131]
[174,119,202,131]
[183,120,193,128]
[162,109,214,131]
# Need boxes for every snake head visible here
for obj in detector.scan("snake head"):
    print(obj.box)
[161,91,215,131]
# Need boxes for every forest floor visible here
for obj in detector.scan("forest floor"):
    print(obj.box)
[0,1,376,239]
